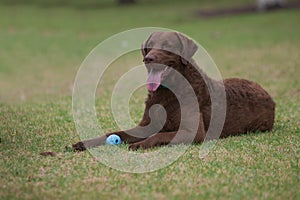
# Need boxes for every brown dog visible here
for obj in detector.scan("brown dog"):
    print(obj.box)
[73,31,275,151]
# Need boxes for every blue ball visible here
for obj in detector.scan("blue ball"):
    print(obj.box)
[106,134,122,145]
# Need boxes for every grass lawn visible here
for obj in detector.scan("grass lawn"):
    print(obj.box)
[0,0,299,199]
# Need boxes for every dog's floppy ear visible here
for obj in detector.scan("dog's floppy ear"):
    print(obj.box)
[141,33,154,57]
[176,32,198,65]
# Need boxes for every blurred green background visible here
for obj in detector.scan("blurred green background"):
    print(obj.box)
[1,0,299,103]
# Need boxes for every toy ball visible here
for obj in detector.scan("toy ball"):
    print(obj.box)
[106,134,122,145]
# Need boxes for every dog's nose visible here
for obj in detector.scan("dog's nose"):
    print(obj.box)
[143,54,156,63]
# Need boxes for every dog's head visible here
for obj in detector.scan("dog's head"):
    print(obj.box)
[142,31,198,91]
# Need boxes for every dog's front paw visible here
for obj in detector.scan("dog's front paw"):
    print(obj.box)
[72,141,86,151]
[128,142,141,151]
[128,141,153,151]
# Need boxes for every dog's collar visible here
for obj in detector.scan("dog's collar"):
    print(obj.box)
[158,84,168,89]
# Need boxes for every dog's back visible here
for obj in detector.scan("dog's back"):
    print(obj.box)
[221,78,275,137]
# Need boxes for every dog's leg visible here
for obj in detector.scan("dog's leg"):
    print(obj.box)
[72,131,137,151]
[128,129,205,150]
[129,114,206,150]
[72,125,160,151]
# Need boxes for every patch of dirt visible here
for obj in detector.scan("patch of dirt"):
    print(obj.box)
[40,151,57,157]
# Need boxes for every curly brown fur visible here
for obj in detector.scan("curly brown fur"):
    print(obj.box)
[73,31,275,151]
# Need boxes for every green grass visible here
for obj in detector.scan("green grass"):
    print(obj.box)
[0,1,299,199]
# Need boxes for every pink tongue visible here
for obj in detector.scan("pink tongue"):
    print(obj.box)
[147,70,163,91]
